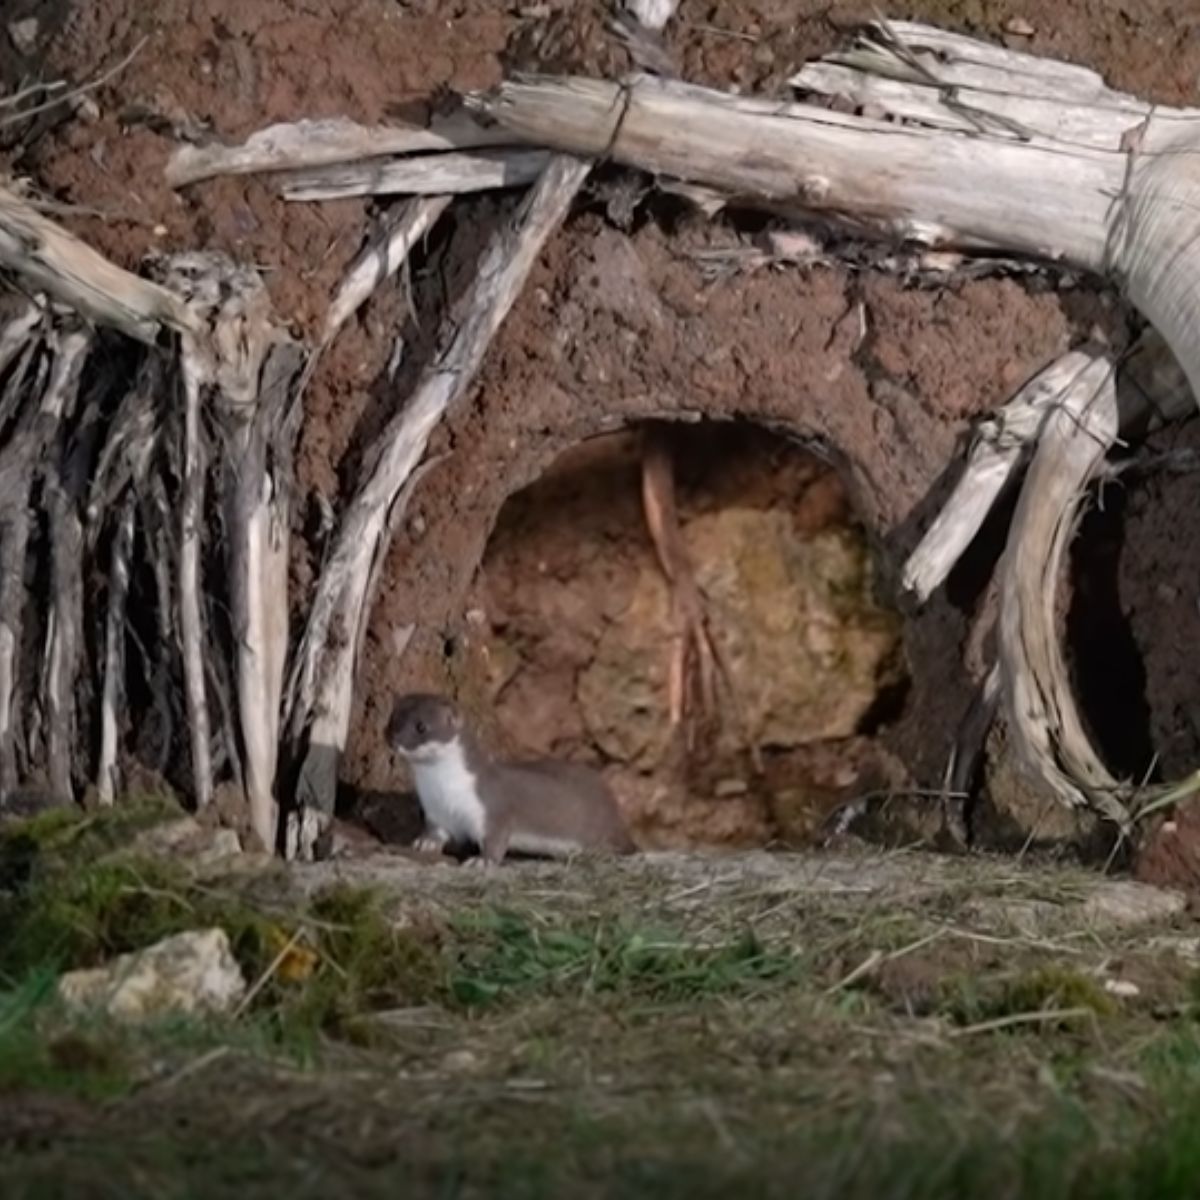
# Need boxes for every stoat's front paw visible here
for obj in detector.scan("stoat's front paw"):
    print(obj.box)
[462,856,496,871]
[413,834,447,855]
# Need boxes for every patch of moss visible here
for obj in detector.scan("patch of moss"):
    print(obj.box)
[942,963,1117,1027]
[0,972,131,1101]
[262,885,448,1046]
[1,807,450,1055]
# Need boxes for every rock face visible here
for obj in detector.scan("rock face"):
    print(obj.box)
[578,507,904,769]
[58,928,247,1021]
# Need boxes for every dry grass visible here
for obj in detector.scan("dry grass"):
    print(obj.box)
[4,806,1200,1196]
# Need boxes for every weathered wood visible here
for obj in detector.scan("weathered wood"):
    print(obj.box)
[43,428,90,801]
[285,153,591,858]
[791,22,1200,153]
[96,491,134,804]
[997,351,1131,826]
[166,111,512,187]
[903,331,1193,602]
[279,148,551,202]
[0,326,90,798]
[471,71,1122,268]
[163,253,301,851]
[176,330,213,811]
[626,0,678,30]
[0,186,197,344]
[321,195,451,349]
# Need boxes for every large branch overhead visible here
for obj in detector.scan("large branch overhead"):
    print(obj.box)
[469,69,1123,267]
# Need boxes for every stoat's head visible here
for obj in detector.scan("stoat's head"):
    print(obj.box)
[386,692,463,764]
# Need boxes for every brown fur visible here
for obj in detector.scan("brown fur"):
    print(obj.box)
[387,692,636,861]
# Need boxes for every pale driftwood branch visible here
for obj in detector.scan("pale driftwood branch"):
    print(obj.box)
[177,330,213,811]
[902,331,1193,602]
[284,153,591,859]
[791,22,1200,153]
[0,299,41,378]
[321,195,451,349]
[997,351,1131,827]
[0,186,198,344]
[166,111,513,187]
[227,339,303,852]
[821,21,1191,108]
[279,148,551,202]
[96,491,134,804]
[902,351,1098,602]
[163,253,300,850]
[471,71,1122,268]
[1114,130,1200,407]
[44,452,86,801]
[0,326,90,797]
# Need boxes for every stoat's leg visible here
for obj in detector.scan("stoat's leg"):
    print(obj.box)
[640,426,759,768]
[413,825,451,855]
[478,821,512,866]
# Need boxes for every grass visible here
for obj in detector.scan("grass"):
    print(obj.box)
[6,802,1200,1196]
[447,908,800,1007]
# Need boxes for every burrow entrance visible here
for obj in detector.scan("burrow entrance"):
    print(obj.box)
[470,422,910,850]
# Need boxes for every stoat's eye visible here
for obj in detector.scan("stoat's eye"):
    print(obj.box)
[415,720,427,737]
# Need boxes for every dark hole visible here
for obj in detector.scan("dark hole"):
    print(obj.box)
[1066,481,1156,781]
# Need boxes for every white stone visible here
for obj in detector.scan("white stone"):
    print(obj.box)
[58,928,247,1021]
[1103,978,1140,998]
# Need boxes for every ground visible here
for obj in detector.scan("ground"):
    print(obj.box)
[4,804,1200,1197]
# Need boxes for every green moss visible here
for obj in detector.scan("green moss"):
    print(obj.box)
[261,885,448,1046]
[942,964,1117,1027]
[0,972,131,1101]
[0,806,449,1055]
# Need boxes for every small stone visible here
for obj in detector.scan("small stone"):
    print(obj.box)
[1004,16,1035,36]
[441,1049,479,1072]
[58,928,247,1021]
[714,778,748,798]
[7,17,39,55]
[71,96,100,122]
[1104,978,1140,998]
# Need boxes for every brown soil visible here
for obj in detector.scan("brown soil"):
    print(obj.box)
[7,0,1200,859]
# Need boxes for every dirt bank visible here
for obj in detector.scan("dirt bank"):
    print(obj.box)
[3,0,1197,859]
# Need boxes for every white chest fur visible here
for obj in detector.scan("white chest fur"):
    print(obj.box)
[405,736,487,843]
